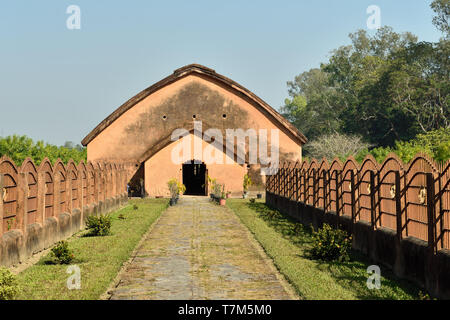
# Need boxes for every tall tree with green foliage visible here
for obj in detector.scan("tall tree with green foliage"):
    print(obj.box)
[0,135,87,166]
[431,0,450,38]
[282,1,449,150]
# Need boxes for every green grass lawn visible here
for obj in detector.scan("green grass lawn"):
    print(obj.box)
[227,199,422,300]
[16,198,168,300]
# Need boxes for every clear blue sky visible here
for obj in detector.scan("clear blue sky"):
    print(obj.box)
[0,0,442,146]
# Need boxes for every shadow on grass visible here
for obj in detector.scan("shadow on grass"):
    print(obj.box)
[80,231,113,238]
[247,202,314,248]
[245,200,422,300]
[38,254,86,266]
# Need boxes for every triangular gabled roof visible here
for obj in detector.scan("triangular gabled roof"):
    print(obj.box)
[81,64,307,146]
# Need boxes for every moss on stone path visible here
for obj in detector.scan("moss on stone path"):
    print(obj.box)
[227,199,422,300]
[108,197,297,300]
[16,199,168,300]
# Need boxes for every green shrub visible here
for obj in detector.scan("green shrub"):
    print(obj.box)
[418,290,437,300]
[86,215,112,236]
[355,128,450,163]
[310,224,352,262]
[133,204,138,210]
[0,267,19,300]
[249,198,256,203]
[0,134,87,166]
[243,174,252,192]
[293,223,303,235]
[51,241,75,264]
[208,176,222,198]
[167,178,185,199]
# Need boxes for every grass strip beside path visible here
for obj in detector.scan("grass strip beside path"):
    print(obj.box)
[227,199,422,300]
[16,198,168,300]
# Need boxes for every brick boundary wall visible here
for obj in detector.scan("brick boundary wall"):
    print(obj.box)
[0,156,128,267]
[265,153,450,299]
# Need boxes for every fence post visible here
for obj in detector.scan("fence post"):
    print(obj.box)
[370,170,376,230]
[286,167,290,199]
[426,172,436,254]
[278,167,281,196]
[312,169,317,207]
[0,174,4,237]
[324,171,327,209]
[53,172,60,217]
[300,171,304,202]
[350,170,356,224]
[102,170,107,203]
[279,167,282,196]
[277,168,280,195]
[394,171,402,241]
[79,172,84,227]
[437,170,443,250]
[285,167,289,198]
[291,167,295,200]
[95,170,99,204]
[37,171,46,226]
[335,171,340,218]
[17,172,28,236]
[287,167,290,199]
[66,174,72,214]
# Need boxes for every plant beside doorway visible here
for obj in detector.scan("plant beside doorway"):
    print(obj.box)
[243,174,252,199]
[209,176,221,201]
[219,185,226,206]
[208,176,227,205]
[167,178,185,206]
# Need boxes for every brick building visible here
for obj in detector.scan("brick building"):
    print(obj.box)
[82,64,306,197]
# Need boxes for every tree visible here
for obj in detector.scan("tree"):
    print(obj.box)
[0,135,87,165]
[304,133,371,161]
[283,24,448,148]
[64,141,75,149]
[431,0,450,38]
[281,68,343,141]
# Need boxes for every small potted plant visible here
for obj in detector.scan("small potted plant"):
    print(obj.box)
[243,174,252,199]
[212,180,222,203]
[219,185,226,206]
[167,178,180,206]
[177,181,186,202]
[208,176,216,200]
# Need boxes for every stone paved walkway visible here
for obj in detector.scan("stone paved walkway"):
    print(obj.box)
[107,197,296,300]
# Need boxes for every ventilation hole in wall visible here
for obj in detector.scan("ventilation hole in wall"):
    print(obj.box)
[222,114,227,119]
[162,115,167,120]
[192,114,197,119]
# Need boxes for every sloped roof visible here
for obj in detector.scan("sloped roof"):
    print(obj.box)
[81,64,307,146]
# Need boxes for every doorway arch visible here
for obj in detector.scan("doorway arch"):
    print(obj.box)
[182,160,207,196]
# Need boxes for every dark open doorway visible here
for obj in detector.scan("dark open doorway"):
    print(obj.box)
[182,160,207,196]
[128,163,145,198]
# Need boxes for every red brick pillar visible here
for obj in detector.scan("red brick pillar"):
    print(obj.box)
[53,172,60,217]
[66,174,72,214]
[36,171,46,226]
[0,174,4,237]
[17,172,28,236]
